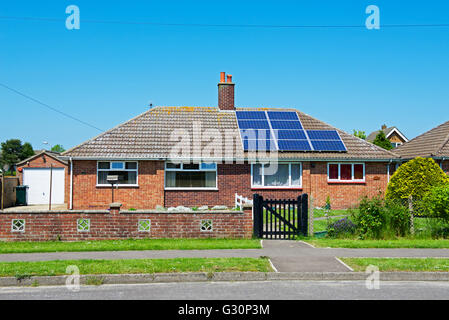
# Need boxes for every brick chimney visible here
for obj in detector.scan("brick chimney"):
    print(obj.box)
[381,124,387,130]
[218,72,235,110]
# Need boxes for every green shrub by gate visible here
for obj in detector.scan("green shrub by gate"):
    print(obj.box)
[253,194,308,239]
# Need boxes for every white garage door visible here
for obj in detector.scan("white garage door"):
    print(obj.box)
[23,168,65,205]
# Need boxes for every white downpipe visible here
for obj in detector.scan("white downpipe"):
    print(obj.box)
[70,157,73,210]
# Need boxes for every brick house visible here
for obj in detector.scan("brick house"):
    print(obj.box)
[394,120,449,174]
[367,125,408,148]
[61,73,400,210]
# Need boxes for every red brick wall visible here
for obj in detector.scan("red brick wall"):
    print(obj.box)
[0,208,253,241]
[166,162,390,210]
[16,154,69,205]
[71,160,164,210]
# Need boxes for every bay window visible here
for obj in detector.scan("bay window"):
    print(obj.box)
[97,161,138,186]
[328,163,365,182]
[165,162,217,189]
[251,163,302,188]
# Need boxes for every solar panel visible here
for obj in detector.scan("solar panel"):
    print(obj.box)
[277,140,312,151]
[275,130,307,140]
[307,130,341,140]
[267,111,299,120]
[310,140,346,151]
[270,121,303,130]
[240,129,273,140]
[236,111,267,120]
[243,139,277,151]
[238,120,270,130]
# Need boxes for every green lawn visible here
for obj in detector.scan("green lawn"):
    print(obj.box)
[306,238,449,248]
[341,257,449,272]
[1,257,272,277]
[0,239,261,254]
[312,209,353,218]
[313,217,340,232]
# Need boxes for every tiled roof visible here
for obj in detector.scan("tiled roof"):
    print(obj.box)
[62,106,399,161]
[394,120,449,159]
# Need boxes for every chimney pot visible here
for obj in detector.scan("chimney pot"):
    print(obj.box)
[227,74,232,83]
[220,72,226,83]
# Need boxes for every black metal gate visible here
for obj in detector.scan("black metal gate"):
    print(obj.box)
[253,194,308,239]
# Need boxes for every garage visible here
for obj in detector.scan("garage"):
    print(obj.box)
[22,167,65,205]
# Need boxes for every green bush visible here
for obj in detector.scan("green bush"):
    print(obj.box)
[424,185,449,220]
[351,197,385,239]
[351,197,410,239]
[386,157,449,202]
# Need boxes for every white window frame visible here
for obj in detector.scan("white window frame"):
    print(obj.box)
[327,163,365,183]
[96,161,139,187]
[164,162,218,190]
[251,162,302,189]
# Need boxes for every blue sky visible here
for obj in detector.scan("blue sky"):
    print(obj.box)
[1,1,448,151]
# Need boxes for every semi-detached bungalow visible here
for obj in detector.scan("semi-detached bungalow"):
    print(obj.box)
[60,73,400,210]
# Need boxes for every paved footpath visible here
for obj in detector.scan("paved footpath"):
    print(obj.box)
[1,240,449,272]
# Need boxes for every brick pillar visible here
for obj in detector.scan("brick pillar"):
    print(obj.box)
[109,202,122,215]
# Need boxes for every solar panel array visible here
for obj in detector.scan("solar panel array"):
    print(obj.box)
[236,111,347,152]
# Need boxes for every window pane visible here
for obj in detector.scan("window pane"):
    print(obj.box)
[340,164,352,180]
[98,162,110,169]
[354,164,364,180]
[166,162,181,169]
[264,164,289,187]
[252,164,262,186]
[200,163,217,170]
[165,172,176,187]
[98,171,108,184]
[183,163,200,170]
[291,164,301,186]
[329,164,339,180]
[205,172,217,187]
[126,162,137,170]
[111,162,124,170]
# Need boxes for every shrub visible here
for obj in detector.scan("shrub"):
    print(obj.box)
[351,196,385,239]
[386,157,449,202]
[383,200,410,237]
[423,185,449,220]
[327,217,357,238]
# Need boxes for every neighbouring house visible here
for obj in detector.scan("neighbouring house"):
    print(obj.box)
[61,73,400,210]
[394,120,449,175]
[367,125,408,148]
[15,150,69,205]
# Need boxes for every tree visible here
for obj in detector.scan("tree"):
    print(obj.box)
[372,131,393,150]
[386,157,449,202]
[51,144,66,153]
[0,139,35,170]
[353,130,366,140]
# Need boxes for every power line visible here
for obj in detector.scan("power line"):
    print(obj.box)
[0,15,448,29]
[0,82,104,132]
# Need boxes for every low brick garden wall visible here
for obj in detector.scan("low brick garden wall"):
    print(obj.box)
[0,205,253,241]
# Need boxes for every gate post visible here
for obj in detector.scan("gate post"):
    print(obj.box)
[253,194,263,238]
[297,194,308,236]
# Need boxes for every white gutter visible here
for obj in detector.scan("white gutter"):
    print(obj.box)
[70,157,73,210]
[387,159,392,182]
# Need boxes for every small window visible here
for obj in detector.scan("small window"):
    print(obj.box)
[166,162,181,169]
[183,163,200,170]
[98,162,110,169]
[111,162,124,170]
[200,163,217,170]
[328,163,365,182]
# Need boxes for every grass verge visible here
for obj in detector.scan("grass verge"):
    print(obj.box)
[306,238,449,248]
[2,257,272,277]
[340,257,449,272]
[0,238,261,254]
